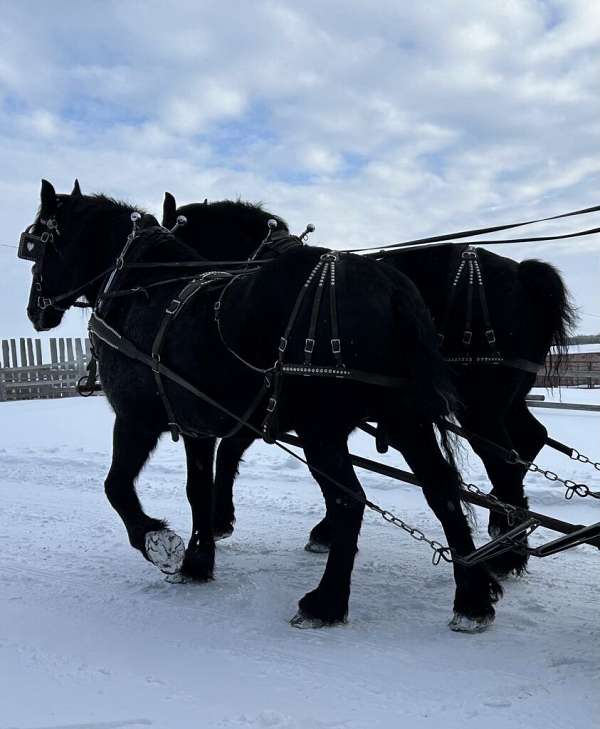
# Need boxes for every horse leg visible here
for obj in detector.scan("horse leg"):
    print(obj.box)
[387,420,502,632]
[213,433,255,540]
[104,417,185,576]
[505,399,548,470]
[181,435,217,581]
[291,425,364,627]
[461,412,530,577]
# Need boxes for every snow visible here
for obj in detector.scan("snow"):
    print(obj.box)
[562,343,600,354]
[1,391,599,729]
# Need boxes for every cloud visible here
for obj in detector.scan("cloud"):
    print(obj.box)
[1,0,600,338]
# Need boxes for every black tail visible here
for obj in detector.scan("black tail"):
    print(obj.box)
[518,259,577,384]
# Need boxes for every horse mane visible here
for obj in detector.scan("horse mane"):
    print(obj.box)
[181,198,289,231]
[86,193,147,216]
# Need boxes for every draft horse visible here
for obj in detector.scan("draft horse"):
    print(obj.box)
[163,192,575,577]
[21,180,501,631]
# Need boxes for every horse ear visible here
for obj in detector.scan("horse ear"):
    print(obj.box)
[41,179,57,214]
[162,192,177,228]
[71,178,82,197]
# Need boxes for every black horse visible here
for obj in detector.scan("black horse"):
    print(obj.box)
[22,180,500,631]
[163,192,575,576]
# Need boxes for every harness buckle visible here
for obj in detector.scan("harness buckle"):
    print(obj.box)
[304,338,315,354]
[331,338,341,354]
[278,337,287,353]
[152,352,161,373]
[320,251,338,262]
[461,248,477,260]
[485,329,496,345]
[266,397,277,413]
[115,256,125,270]
[166,299,181,315]
[38,296,52,310]
[462,330,473,345]
[213,301,221,320]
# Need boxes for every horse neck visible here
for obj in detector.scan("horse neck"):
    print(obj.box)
[80,203,150,307]
[181,204,285,260]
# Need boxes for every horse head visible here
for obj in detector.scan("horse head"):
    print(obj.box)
[20,179,144,331]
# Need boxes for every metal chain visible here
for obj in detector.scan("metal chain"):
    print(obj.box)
[524,461,600,501]
[364,477,532,567]
[461,479,524,526]
[365,500,454,565]
[507,452,600,501]
[569,448,600,473]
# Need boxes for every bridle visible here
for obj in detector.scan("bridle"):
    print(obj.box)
[19,214,113,313]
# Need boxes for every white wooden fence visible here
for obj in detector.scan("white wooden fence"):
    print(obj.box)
[1,336,598,412]
[0,337,93,401]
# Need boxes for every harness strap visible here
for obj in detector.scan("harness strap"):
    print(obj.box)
[347,200,600,255]
[328,258,343,366]
[304,262,329,364]
[464,258,474,345]
[127,259,275,269]
[35,266,114,312]
[473,255,496,346]
[545,436,576,458]
[281,364,407,388]
[444,354,541,374]
[279,259,323,363]
[89,311,268,440]
[151,273,234,441]
[501,357,542,374]
[261,365,284,444]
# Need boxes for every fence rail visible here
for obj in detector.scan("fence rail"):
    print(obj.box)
[2,336,599,409]
[537,356,600,389]
[0,337,92,401]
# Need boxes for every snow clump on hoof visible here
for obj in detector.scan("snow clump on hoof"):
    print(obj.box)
[144,529,186,575]
[448,612,494,633]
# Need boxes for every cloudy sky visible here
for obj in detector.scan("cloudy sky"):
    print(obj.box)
[1,0,599,345]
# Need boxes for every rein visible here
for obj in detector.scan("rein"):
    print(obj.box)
[346,199,600,256]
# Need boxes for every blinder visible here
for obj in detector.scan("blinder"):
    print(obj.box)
[18,215,97,313]
[18,225,50,263]
[18,216,60,263]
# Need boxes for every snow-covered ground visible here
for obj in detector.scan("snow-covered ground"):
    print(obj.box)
[1,389,599,729]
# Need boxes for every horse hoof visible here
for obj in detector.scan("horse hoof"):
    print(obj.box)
[304,541,330,554]
[214,528,233,542]
[448,612,494,633]
[164,570,193,584]
[144,529,186,575]
[290,611,326,629]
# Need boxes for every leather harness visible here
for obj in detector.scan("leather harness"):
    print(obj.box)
[436,246,542,375]
[88,225,410,443]
[25,213,542,443]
